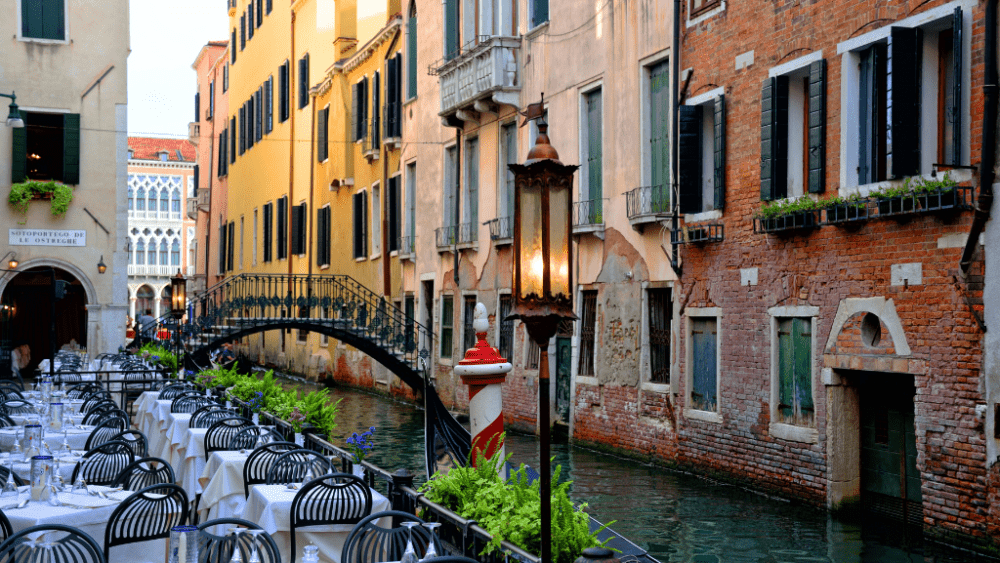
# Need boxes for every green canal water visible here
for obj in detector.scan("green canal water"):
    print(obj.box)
[295,377,997,563]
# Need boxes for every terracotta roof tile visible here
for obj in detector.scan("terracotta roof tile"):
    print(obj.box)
[127,137,197,162]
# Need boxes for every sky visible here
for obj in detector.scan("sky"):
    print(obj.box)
[128,0,229,138]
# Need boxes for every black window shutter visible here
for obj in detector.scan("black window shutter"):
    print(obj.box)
[351,83,360,141]
[248,1,254,37]
[256,88,263,141]
[263,203,272,262]
[246,100,253,150]
[298,204,307,255]
[227,221,235,271]
[266,77,273,133]
[362,192,368,255]
[256,0,262,26]
[217,133,223,177]
[193,165,200,195]
[63,113,81,185]
[10,125,26,183]
[267,0,273,15]
[219,224,227,273]
[713,95,726,211]
[362,78,369,140]
[230,117,237,163]
[389,177,400,252]
[353,194,363,258]
[373,72,380,147]
[316,208,324,266]
[240,14,245,50]
[889,26,922,179]
[760,76,788,201]
[951,7,963,165]
[395,54,403,136]
[318,108,328,162]
[290,205,301,255]
[677,104,702,214]
[385,58,396,139]
[239,107,245,154]
[298,55,310,109]
[278,197,287,259]
[194,93,200,122]
[231,29,237,63]
[808,59,827,194]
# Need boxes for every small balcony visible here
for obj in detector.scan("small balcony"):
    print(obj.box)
[626,185,671,232]
[362,118,380,162]
[129,210,183,222]
[670,223,724,245]
[573,199,606,237]
[435,222,478,252]
[433,36,520,121]
[398,236,415,260]
[128,264,177,277]
[485,216,512,245]
[198,189,211,212]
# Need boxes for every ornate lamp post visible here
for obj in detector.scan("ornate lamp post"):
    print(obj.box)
[170,270,187,374]
[507,115,577,563]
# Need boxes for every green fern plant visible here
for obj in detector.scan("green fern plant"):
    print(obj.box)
[8,180,73,217]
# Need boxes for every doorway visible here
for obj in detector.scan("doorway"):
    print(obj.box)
[860,374,922,526]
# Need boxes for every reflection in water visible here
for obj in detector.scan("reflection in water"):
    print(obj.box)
[303,380,996,563]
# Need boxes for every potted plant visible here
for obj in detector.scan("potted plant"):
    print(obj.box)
[912,173,959,210]
[871,181,917,216]
[823,193,868,224]
[8,180,74,217]
[346,426,375,477]
[288,407,307,446]
[755,196,822,233]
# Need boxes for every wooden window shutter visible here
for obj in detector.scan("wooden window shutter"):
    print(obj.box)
[263,203,272,262]
[533,0,548,27]
[389,176,400,252]
[351,83,360,142]
[248,0,254,38]
[372,72,380,147]
[951,7,963,165]
[362,78,369,140]
[713,95,726,211]
[217,133,223,177]
[10,125,26,184]
[353,193,363,258]
[807,59,826,194]
[194,93,200,123]
[231,29,237,63]
[395,54,403,136]
[889,27,922,179]
[255,88,262,142]
[407,14,418,98]
[219,224,227,273]
[760,76,788,201]
[677,104,702,213]
[586,91,602,204]
[290,204,301,255]
[266,77,273,133]
[317,108,328,162]
[227,221,235,271]
[362,192,368,255]
[385,59,395,139]
[62,113,81,185]
[246,97,254,149]
[230,117,237,163]
[256,0,263,26]
[316,208,324,266]
[193,165,200,196]
[240,14,245,50]
[298,55,310,109]
[445,0,459,60]
[299,204,308,255]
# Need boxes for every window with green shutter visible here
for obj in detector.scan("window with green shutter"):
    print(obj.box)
[464,137,478,232]
[317,106,329,162]
[444,0,459,60]
[583,89,602,221]
[407,4,418,99]
[531,0,548,28]
[440,295,454,359]
[649,61,670,212]
[21,0,65,41]
[777,317,813,426]
[12,112,79,184]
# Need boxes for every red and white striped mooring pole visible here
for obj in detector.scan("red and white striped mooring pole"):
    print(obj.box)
[455,303,513,470]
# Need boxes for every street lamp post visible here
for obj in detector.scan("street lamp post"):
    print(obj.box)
[0,92,24,128]
[507,114,577,563]
[170,270,187,376]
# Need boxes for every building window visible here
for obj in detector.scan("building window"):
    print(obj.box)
[230,116,237,164]
[462,295,477,353]
[265,76,273,133]
[351,77,369,142]
[530,0,548,28]
[645,59,670,211]
[223,63,229,93]
[217,224,226,274]
[255,87,263,142]
[776,317,814,426]
[386,54,402,139]
[316,206,331,267]
[371,184,381,256]
[12,112,80,185]
[290,203,306,256]
[279,61,291,123]
[372,71,381,148]
[687,313,720,415]
[443,0,460,60]
[690,0,721,18]
[227,221,235,272]
[761,57,826,200]
[277,196,288,260]
[262,202,273,262]
[298,54,310,110]
[405,162,416,252]
[353,191,368,259]
[407,2,418,99]
[647,287,671,384]
[136,188,146,212]
[679,92,726,212]
[442,146,458,232]
[248,0,254,39]
[388,176,401,253]
[231,29,237,63]
[159,190,169,214]
[463,137,479,238]
[171,189,181,213]
[498,294,513,360]
[440,295,454,359]
[21,0,65,41]
[577,290,597,376]
[240,12,246,50]
[498,122,517,226]
[171,240,181,266]
[256,0,263,27]
[580,88,603,221]
[317,105,329,162]
[239,217,245,269]
[159,241,168,266]
[252,209,258,266]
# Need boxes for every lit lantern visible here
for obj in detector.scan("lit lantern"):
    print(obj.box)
[170,270,187,319]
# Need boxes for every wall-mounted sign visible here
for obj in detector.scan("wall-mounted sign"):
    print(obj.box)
[8,229,87,247]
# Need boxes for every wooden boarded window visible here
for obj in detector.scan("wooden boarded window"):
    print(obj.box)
[777,317,813,425]
[498,294,513,361]
[648,288,671,384]
[690,317,717,412]
[462,296,477,353]
[440,295,454,359]
[262,202,273,263]
[525,338,540,370]
[577,290,597,376]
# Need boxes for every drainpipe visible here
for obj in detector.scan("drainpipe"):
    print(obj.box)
[288,10,296,279]
[960,0,997,278]
[669,0,682,278]
[309,96,316,276]
[454,128,461,286]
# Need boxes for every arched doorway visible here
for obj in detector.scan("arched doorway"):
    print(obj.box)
[0,267,88,373]
[160,286,172,317]
[136,285,155,317]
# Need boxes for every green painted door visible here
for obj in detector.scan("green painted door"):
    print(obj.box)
[861,375,922,524]
[649,61,670,213]
[555,336,571,422]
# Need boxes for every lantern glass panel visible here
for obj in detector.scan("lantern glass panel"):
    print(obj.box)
[548,184,571,299]
[518,180,543,300]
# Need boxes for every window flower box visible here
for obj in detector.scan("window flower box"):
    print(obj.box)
[754,210,820,234]
[824,199,871,226]
[8,180,73,217]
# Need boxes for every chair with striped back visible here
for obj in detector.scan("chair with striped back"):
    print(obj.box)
[341,511,442,563]
[104,484,188,562]
[290,474,371,561]
[242,442,301,497]
[229,426,285,451]
[190,405,236,429]
[204,417,254,460]
[159,383,198,400]
[83,418,128,451]
[84,408,129,427]
[171,393,216,414]
[109,429,148,458]
[70,440,135,486]
[0,400,33,417]
[265,450,334,487]
[196,518,281,563]
[111,457,175,491]
[0,524,105,563]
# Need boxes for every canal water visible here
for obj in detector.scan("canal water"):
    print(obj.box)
[297,377,996,563]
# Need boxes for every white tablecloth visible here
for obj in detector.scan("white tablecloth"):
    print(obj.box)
[2,486,167,563]
[197,450,251,523]
[243,484,389,563]
[0,426,95,453]
[10,452,82,483]
[170,428,207,497]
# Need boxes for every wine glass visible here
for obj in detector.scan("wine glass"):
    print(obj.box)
[400,522,420,563]
[420,522,442,560]
[228,527,245,563]
[0,454,17,499]
[245,530,265,563]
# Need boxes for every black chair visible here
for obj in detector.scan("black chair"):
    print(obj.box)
[84,409,129,427]
[83,418,128,451]
[341,510,442,563]
[81,394,113,414]
[196,518,280,563]
[55,370,83,384]
[0,510,9,543]
[0,467,24,488]
[0,400,33,416]
[160,383,198,400]
[70,440,135,486]
[228,426,285,451]
[290,473,371,561]
[265,450,334,486]
[419,557,480,563]
[0,415,15,429]
[0,382,23,394]
[204,417,254,459]
[0,524,105,563]
[83,401,117,419]
[242,442,301,497]
[0,387,23,402]
[109,429,148,458]
[190,406,236,429]
[67,383,102,400]
[172,394,216,414]
[104,484,188,561]
[111,457,175,491]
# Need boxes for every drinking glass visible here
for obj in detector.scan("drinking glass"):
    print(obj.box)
[0,454,16,499]
[228,527,245,563]
[400,522,420,563]
[246,530,265,563]
[420,522,442,560]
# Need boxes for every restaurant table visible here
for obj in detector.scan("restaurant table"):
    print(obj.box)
[169,427,208,497]
[243,484,390,563]
[1,485,168,563]
[197,450,252,524]
[0,426,95,453]
[9,451,82,484]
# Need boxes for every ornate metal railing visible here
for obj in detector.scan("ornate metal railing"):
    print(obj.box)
[485,216,512,241]
[573,198,605,228]
[398,235,415,257]
[436,223,477,249]
[626,185,671,219]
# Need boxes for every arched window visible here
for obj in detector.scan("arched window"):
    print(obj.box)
[136,188,146,211]
[160,190,169,213]
[137,285,155,315]
[128,187,134,211]
[159,240,169,265]
[171,189,181,213]
[171,240,181,266]
[136,240,145,264]
[160,286,172,316]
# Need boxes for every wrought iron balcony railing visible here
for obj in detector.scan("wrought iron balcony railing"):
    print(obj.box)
[626,185,671,230]
[573,198,606,234]
[435,222,477,250]
[485,216,513,243]
[670,224,724,245]
[433,35,520,117]
[398,235,415,258]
